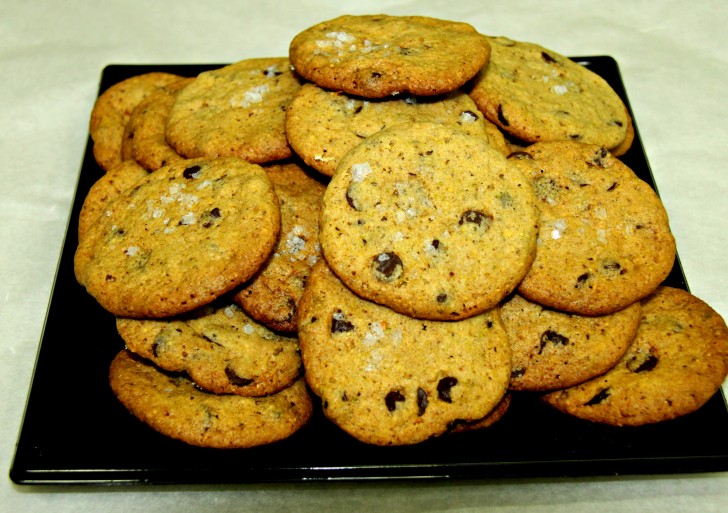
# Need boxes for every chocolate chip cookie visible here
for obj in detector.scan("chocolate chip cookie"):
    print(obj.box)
[297,260,511,445]
[109,350,312,448]
[502,293,641,391]
[74,157,280,318]
[166,58,302,163]
[90,72,183,171]
[468,36,630,152]
[542,286,728,426]
[319,122,539,320]
[232,161,326,333]
[510,141,676,316]
[285,83,509,177]
[117,301,301,397]
[289,14,490,98]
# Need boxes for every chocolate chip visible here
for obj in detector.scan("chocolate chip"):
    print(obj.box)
[587,147,609,168]
[627,353,659,373]
[575,272,592,289]
[417,388,428,416]
[497,104,509,126]
[183,165,202,179]
[539,330,569,354]
[437,377,458,403]
[431,239,440,250]
[385,390,405,412]
[372,252,404,282]
[331,312,355,333]
[435,293,448,304]
[225,366,254,387]
[541,51,558,64]
[459,210,493,229]
[601,260,626,276]
[201,208,222,228]
[584,387,611,406]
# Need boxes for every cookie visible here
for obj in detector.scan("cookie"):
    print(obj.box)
[166,58,301,163]
[297,260,511,446]
[74,157,280,318]
[449,393,511,433]
[232,162,326,333]
[116,302,301,397]
[289,15,490,98]
[89,72,183,171]
[510,141,676,316]
[109,350,313,448]
[122,78,193,171]
[319,122,539,320]
[542,286,728,426]
[501,293,641,391]
[285,82,509,177]
[77,159,149,244]
[468,36,630,152]
[607,107,635,158]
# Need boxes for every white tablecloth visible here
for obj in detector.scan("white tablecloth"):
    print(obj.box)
[2,1,726,511]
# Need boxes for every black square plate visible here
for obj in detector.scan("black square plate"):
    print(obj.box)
[10,57,728,485]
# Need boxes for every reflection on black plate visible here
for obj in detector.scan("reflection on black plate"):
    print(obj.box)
[10,57,728,485]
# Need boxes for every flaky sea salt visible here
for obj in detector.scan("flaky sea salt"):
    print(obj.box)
[459,110,478,123]
[124,246,140,256]
[326,31,356,43]
[179,212,197,225]
[243,323,255,335]
[240,84,270,107]
[264,64,281,77]
[552,84,569,95]
[350,162,372,182]
[196,179,212,190]
[363,321,385,346]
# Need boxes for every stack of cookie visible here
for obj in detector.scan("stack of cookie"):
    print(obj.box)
[76,13,728,448]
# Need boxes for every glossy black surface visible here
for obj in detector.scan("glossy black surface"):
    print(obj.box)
[10,58,728,485]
